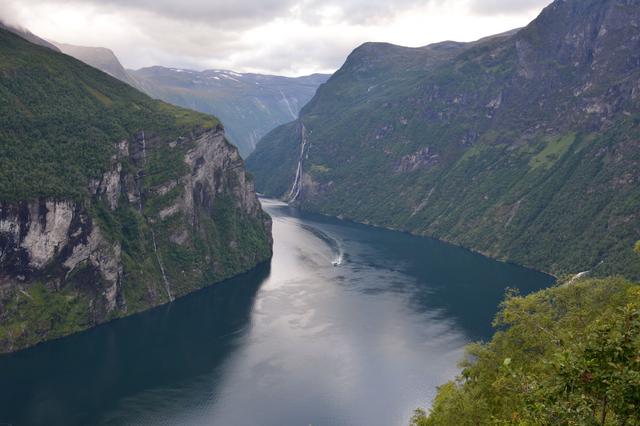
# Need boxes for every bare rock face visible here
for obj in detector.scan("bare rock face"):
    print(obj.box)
[184,129,263,219]
[0,200,123,311]
[19,201,74,269]
[1,202,74,277]
[0,126,272,354]
[396,147,440,173]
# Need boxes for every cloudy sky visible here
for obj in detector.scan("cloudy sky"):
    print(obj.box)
[1,0,552,76]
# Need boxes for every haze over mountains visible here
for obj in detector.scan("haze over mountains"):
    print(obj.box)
[53,41,139,87]
[130,67,328,156]
[0,21,60,52]
[247,0,640,280]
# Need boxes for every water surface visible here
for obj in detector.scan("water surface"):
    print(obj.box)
[0,199,554,425]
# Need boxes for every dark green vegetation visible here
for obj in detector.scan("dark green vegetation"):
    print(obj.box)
[0,27,216,201]
[410,275,640,425]
[129,67,329,157]
[247,0,640,280]
[0,27,272,353]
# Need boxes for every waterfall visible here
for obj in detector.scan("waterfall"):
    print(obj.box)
[286,124,308,203]
[135,129,173,303]
[279,89,297,120]
[150,227,174,302]
[137,130,146,213]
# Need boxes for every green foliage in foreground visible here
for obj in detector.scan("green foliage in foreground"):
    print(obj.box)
[411,276,640,425]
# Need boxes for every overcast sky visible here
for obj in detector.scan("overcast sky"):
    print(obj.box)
[1,0,552,76]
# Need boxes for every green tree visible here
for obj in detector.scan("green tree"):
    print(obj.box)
[413,278,640,425]
[528,305,640,425]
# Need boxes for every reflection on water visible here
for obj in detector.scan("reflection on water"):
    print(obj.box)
[0,199,554,426]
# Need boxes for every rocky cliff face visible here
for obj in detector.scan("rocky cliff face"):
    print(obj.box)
[0,127,271,354]
[247,0,640,280]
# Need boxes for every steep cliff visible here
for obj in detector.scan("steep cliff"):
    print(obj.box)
[247,0,640,279]
[0,27,272,353]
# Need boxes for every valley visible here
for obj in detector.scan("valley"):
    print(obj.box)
[0,0,639,424]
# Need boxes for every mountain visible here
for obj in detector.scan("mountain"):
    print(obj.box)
[53,41,139,87]
[247,0,640,280]
[0,27,272,353]
[128,67,329,156]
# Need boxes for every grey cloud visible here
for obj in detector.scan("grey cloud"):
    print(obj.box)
[298,0,431,24]
[468,0,552,15]
[9,0,434,28]
[2,0,552,75]
[229,36,357,76]
[3,0,297,30]
[0,1,22,27]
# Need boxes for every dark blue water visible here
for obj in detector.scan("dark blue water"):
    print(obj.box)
[0,199,554,425]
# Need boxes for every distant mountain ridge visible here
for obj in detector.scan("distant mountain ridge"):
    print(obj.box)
[53,41,139,87]
[247,0,640,280]
[128,67,329,156]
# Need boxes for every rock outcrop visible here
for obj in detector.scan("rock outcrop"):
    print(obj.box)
[0,125,271,354]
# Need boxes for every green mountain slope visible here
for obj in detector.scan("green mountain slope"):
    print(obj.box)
[247,0,640,280]
[0,27,272,353]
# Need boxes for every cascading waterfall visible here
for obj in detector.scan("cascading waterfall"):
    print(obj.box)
[137,130,146,212]
[150,227,174,302]
[286,124,308,203]
[136,129,174,302]
[279,89,297,120]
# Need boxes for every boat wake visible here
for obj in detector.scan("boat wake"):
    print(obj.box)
[300,224,345,267]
